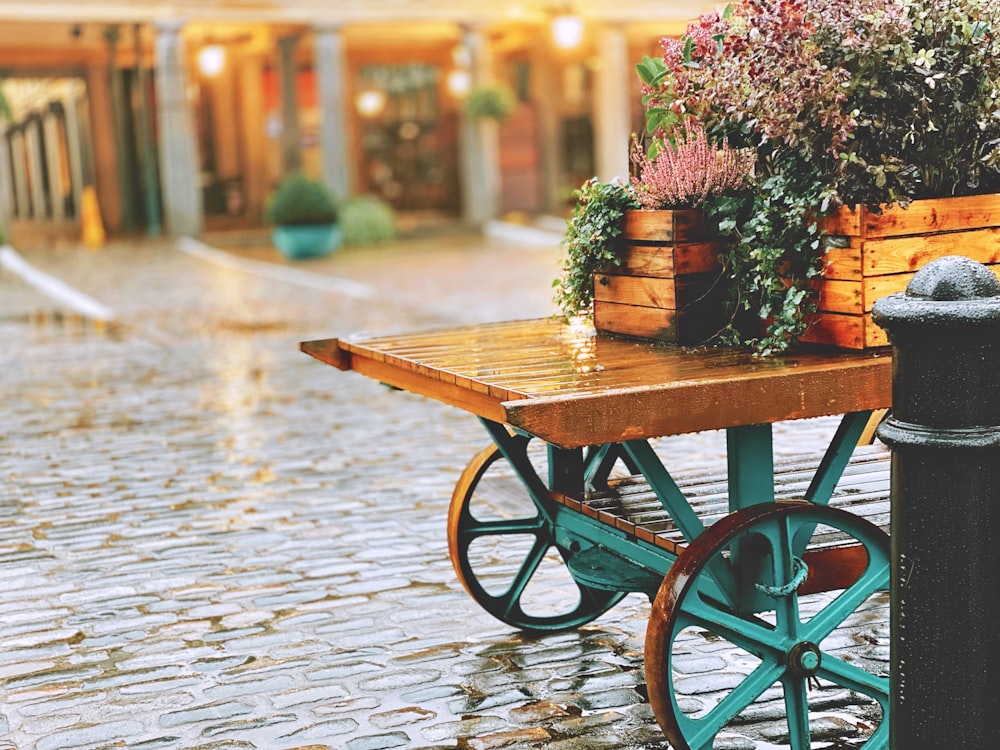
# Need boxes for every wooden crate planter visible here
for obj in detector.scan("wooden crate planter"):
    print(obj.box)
[595,196,1000,350]
[593,209,727,344]
[805,193,1000,349]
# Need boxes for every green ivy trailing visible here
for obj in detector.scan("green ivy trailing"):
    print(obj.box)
[705,152,832,356]
[553,178,639,317]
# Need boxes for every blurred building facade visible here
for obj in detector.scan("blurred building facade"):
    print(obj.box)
[0,1,710,241]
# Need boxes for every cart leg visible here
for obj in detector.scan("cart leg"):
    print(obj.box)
[645,502,889,750]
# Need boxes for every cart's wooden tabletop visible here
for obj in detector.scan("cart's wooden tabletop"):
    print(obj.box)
[301,318,892,448]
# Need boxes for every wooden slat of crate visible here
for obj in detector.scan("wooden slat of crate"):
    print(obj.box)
[594,271,722,309]
[623,208,713,242]
[821,193,1000,238]
[808,263,1000,347]
[594,269,727,344]
[809,194,1000,348]
[822,228,1000,280]
[801,312,887,349]
[612,242,721,276]
[595,300,683,342]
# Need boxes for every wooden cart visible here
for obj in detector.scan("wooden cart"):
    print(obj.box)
[302,317,893,750]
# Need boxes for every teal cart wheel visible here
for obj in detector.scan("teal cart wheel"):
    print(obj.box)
[645,501,890,750]
[448,442,626,632]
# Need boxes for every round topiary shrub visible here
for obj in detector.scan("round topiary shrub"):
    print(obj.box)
[265,172,339,226]
[341,195,397,246]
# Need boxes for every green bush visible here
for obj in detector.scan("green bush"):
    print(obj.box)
[265,172,339,226]
[341,195,397,246]
[462,83,517,121]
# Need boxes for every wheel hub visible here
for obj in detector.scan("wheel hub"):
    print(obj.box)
[788,641,822,678]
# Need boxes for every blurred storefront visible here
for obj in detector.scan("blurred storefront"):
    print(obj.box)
[0,2,708,242]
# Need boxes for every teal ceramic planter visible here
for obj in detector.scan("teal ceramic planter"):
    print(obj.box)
[272,224,343,260]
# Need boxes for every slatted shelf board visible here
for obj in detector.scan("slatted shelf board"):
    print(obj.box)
[302,318,893,448]
[553,444,890,556]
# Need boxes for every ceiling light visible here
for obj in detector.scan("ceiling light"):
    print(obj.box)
[551,13,584,49]
[198,45,225,76]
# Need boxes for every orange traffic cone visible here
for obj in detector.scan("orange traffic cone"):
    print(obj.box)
[81,186,106,250]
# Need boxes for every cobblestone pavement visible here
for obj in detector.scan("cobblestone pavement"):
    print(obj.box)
[0,232,884,750]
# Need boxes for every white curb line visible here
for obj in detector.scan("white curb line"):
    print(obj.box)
[0,245,115,320]
[177,236,374,300]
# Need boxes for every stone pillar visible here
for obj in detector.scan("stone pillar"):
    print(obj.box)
[314,25,351,200]
[593,24,631,182]
[278,35,302,175]
[458,25,500,225]
[42,110,66,222]
[154,21,204,237]
[25,117,46,218]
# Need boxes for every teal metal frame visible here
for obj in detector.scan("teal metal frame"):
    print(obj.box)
[462,410,889,749]
[476,409,874,594]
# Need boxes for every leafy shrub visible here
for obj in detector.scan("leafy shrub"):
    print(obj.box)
[462,83,517,121]
[265,172,339,226]
[341,195,397,246]
[633,0,1000,354]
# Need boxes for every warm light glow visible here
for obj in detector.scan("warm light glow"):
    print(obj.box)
[355,88,387,118]
[551,13,584,49]
[446,69,472,98]
[198,45,225,76]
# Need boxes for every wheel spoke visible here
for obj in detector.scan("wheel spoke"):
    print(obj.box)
[499,534,550,619]
[460,515,543,539]
[781,674,812,750]
[679,660,785,750]
[676,603,785,661]
[818,652,889,700]
[802,557,889,644]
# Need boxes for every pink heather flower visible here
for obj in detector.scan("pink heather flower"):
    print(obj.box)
[660,37,684,69]
[630,121,756,209]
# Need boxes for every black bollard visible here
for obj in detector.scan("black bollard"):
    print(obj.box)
[872,255,1000,749]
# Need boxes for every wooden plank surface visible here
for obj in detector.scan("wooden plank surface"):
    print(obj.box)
[303,318,892,448]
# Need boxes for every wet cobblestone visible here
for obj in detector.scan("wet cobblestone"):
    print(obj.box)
[0,233,883,749]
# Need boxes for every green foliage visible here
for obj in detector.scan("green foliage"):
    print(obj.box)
[462,83,517,121]
[824,0,1000,204]
[265,172,339,226]
[705,154,831,356]
[633,0,1000,354]
[553,178,639,317]
[341,195,397,246]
